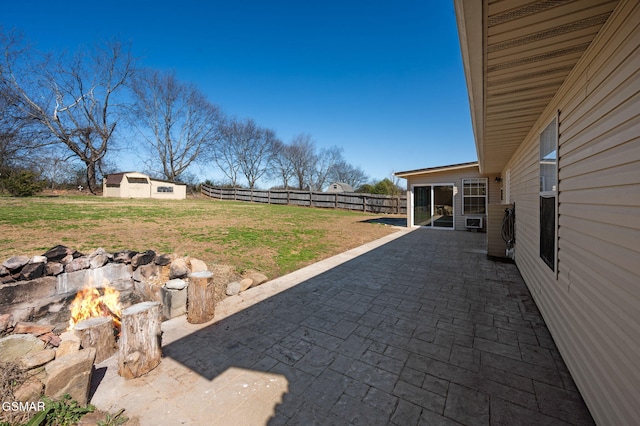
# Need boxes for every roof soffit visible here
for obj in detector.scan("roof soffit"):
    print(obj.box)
[458,0,618,174]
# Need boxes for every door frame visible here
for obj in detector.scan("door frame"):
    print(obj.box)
[410,183,455,229]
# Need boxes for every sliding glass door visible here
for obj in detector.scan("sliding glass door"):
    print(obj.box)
[412,184,454,228]
[433,185,454,228]
[414,186,432,226]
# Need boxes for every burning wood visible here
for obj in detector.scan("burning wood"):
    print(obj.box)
[68,286,122,331]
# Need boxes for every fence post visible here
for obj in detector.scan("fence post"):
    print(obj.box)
[335,193,338,209]
[363,195,367,213]
[309,190,313,208]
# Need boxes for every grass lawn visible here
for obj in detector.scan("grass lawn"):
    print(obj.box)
[0,195,403,279]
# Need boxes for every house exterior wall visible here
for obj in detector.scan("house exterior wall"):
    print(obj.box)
[405,167,501,230]
[502,1,639,423]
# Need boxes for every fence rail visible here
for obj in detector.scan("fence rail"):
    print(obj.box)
[201,184,407,215]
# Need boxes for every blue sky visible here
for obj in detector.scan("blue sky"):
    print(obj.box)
[2,0,476,185]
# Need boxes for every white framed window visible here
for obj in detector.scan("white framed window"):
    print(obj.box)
[157,186,174,193]
[462,178,487,215]
[539,117,558,272]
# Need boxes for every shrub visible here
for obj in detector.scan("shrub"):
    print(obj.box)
[3,170,45,197]
[356,179,404,196]
[27,394,95,426]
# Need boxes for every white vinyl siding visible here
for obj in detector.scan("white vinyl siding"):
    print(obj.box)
[503,2,640,424]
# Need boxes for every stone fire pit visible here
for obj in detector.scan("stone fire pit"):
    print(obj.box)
[0,244,269,414]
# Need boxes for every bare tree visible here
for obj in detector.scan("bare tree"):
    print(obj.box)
[329,160,368,189]
[288,133,317,190]
[236,123,278,189]
[212,118,278,188]
[132,70,222,182]
[269,139,295,188]
[0,82,24,171]
[211,117,242,187]
[310,145,343,191]
[1,34,134,193]
[0,34,51,172]
[388,170,406,197]
[34,149,74,190]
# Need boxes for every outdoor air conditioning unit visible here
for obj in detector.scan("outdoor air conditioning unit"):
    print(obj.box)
[465,216,483,229]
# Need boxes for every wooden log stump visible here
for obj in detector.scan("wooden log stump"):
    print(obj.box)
[74,316,116,363]
[118,302,161,379]
[187,270,215,324]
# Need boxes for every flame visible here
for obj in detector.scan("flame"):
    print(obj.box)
[68,286,122,331]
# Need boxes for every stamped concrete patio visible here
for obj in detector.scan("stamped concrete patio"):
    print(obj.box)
[90,228,594,425]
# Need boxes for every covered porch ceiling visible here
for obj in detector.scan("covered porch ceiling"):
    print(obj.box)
[454,0,619,175]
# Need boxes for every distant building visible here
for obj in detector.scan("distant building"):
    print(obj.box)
[103,172,186,200]
[326,182,354,193]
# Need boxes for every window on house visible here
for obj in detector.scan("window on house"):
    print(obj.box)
[539,118,557,271]
[462,178,487,215]
[157,186,174,193]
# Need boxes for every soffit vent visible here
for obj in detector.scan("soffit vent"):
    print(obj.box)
[488,13,612,52]
[477,0,619,175]
[488,0,573,26]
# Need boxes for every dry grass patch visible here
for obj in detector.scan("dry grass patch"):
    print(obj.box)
[0,195,403,279]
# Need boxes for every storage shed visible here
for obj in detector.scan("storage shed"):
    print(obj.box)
[102,172,187,200]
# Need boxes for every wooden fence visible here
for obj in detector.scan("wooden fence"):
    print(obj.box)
[201,184,407,215]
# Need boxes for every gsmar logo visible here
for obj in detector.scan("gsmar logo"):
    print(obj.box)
[1,401,46,412]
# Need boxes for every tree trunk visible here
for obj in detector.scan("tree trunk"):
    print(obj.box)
[74,316,116,363]
[86,161,98,194]
[118,302,162,379]
[187,271,215,324]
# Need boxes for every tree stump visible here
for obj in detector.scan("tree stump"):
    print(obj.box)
[187,270,215,324]
[74,316,116,363]
[118,302,161,379]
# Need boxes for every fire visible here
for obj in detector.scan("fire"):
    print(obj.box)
[68,286,122,331]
